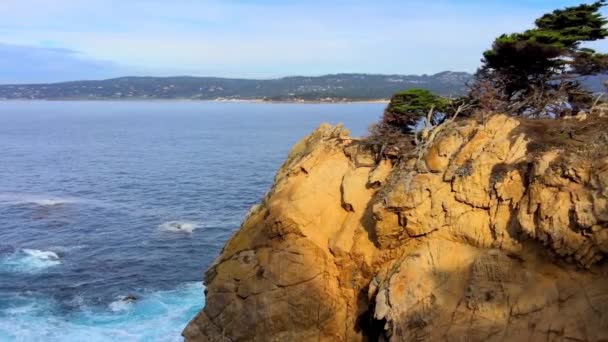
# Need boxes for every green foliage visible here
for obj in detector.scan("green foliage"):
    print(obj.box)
[382,88,448,132]
[388,88,448,115]
[476,1,608,116]
[535,1,608,44]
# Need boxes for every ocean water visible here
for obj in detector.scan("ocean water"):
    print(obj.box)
[0,101,383,342]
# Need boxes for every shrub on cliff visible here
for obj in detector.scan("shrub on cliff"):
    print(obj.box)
[473,1,608,117]
[381,88,449,133]
[367,89,473,159]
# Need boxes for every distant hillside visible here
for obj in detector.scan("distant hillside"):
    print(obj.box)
[0,72,472,101]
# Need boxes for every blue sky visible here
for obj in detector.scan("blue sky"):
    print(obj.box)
[1,0,607,83]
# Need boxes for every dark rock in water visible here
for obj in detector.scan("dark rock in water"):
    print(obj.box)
[123,295,137,302]
[170,223,184,230]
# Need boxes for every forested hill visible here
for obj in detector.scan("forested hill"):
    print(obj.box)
[0,72,472,101]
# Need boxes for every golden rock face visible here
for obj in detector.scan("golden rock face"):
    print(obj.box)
[184,115,608,342]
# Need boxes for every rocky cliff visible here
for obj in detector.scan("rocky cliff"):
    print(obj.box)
[184,114,608,341]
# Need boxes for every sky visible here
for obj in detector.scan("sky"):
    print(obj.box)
[1,0,607,83]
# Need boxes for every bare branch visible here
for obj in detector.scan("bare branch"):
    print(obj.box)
[425,105,435,129]
[591,93,604,112]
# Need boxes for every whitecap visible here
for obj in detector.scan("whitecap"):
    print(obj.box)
[0,248,61,273]
[159,220,201,234]
[22,249,60,261]
[0,193,79,207]
[31,198,71,206]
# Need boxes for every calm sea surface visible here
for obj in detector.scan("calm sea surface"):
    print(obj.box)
[0,101,384,341]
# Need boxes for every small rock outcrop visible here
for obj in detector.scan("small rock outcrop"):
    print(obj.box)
[184,115,608,341]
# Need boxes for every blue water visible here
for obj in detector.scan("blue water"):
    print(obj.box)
[0,101,383,341]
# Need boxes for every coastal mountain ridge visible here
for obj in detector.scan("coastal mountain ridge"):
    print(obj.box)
[0,72,472,101]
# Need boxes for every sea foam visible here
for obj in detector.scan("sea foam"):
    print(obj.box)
[0,282,204,342]
[0,193,79,207]
[159,220,201,234]
[108,296,135,313]
[0,248,61,274]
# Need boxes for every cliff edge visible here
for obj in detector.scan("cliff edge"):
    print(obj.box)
[184,114,608,341]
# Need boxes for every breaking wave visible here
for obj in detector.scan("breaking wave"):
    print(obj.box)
[0,193,80,207]
[159,220,201,234]
[0,282,205,342]
[0,249,61,274]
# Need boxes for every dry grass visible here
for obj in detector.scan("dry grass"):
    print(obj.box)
[512,114,608,158]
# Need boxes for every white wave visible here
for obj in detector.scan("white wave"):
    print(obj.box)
[159,220,201,234]
[22,249,60,261]
[0,282,205,342]
[0,248,61,273]
[108,298,134,313]
[32,198,71,206]
[0,193,79,207]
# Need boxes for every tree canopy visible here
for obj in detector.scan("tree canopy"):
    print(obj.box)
[372,1,608,157]
[382,88,448,132]
[476,0,608,116]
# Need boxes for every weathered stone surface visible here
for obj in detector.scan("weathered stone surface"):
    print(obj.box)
[185,115,608,342]
[374,241,608,341]
[368,160,392,188]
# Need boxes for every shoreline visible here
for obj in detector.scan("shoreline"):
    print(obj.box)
[0,98,390,104]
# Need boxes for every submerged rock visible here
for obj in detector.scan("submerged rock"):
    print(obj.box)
[123,295,137,302]
[184,115,608,341]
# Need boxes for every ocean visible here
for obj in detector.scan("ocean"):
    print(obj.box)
[0,101,384,341]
